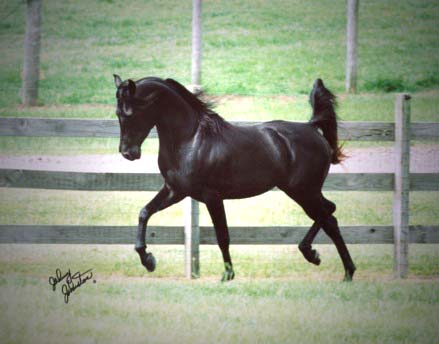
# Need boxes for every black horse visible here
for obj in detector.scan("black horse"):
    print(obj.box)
[113,75,356,281]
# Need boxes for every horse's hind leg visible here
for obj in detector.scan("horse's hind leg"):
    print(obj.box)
[321,214,356,281]
[298,222,321,265]
[285,191,356,281]
[298,198,336,265]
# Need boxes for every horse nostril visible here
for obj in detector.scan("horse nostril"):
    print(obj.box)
[121,146,140,161]
[122,151,131,160]
[121,150,140,161]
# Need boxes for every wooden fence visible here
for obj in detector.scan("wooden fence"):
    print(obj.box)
[0,94,438,278]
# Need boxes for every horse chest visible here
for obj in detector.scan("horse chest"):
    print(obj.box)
[160,166,194,194]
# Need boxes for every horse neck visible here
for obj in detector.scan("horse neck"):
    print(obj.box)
[155,100,200,151]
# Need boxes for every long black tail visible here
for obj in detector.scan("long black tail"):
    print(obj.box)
[309,78,345,164]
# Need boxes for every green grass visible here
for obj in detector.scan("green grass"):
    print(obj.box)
[1,244,438,279]
[1,90,437,122]
[0,244,438,343]
[0,0,438,107]
[1,190,438,227]
[1,274,438,343]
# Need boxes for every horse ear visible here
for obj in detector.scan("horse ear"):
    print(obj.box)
[114,74,122,88]
[127,79,136,96]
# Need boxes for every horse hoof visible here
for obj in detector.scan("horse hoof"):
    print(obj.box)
[343,266,356,282]
[305,249,321,265]
[135,247,156,272]
[221,270,235,282]
[343,275,352,282]
[312,250,321,266]
[138,251,156,272]
[299,245,321,266]
[143,252,156,272]
[221,263,235,282]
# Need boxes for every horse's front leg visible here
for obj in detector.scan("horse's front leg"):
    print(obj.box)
[206,199,234,282]
[135,185,184,272]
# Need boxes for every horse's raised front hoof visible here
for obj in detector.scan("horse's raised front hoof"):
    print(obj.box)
[221,263,235,282]
[143,252,156,272]
[135,247,156,272]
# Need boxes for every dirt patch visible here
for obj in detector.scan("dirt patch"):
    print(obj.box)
[1,146,438,173]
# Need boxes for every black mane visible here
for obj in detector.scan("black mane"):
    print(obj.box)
[163,78,229,135]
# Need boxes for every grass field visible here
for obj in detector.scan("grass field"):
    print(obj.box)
[1,189,438,228]
[1,244,438,343]
[0,0,438,106]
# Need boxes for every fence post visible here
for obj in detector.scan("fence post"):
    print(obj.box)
[393,93,411,278]
[191,0,202,91]
[346,0,359,93]
[184,197,200,279]
[22,0,43,106]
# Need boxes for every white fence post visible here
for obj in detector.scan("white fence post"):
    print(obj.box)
[346,0,359,93]
[393,93,411,278]
[184,197,200,279]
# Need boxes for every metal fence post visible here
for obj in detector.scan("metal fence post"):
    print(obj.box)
[393,93,411,278]
[184,197,200,279]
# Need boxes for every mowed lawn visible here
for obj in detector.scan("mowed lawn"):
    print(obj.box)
[0,244,438,343]
[0,0,438,106]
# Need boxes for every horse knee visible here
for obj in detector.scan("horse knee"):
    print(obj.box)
[326,215,338,226]
[322,215,340,234]
[138,207,149,224]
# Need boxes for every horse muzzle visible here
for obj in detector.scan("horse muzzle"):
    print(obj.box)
[121,147,141,161]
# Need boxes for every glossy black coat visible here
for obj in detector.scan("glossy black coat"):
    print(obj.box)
[113,75,356,281]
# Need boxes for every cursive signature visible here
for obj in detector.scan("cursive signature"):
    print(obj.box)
[49,268,94,304]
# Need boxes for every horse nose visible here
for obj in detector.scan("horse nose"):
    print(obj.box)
[121,147,140,161]
[122,151,133,161]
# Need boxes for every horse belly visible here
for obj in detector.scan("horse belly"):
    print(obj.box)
[209,160,280,199]
[220,182,274,199]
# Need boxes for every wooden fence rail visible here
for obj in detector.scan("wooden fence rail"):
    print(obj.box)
[1,117,438,141]
[0,170,438,192]
[1,225,438,245]
[0,94,438,278]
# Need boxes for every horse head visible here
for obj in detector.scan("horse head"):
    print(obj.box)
[113,74,160,161]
